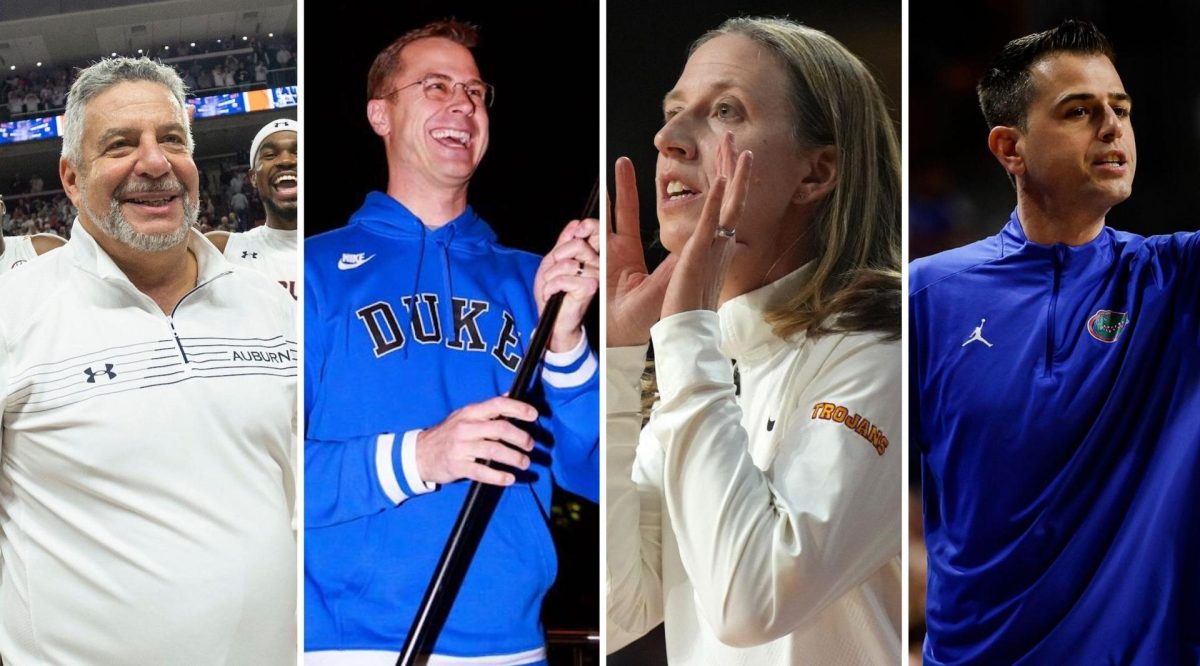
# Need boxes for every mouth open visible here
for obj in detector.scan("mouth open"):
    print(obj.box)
[661,179,702,208]
[1093,152,1128,171]
[120,192,182,214]
[271,172,298,200]
[430,128,471,150]
[125,195,177,206]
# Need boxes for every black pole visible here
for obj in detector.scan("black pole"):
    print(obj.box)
[397,182,597,665]
[397,292,565,666]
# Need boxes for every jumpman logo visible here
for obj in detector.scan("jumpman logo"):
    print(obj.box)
[962,318,993,347]
[83,363,117,383]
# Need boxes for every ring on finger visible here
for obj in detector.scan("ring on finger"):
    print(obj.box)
[715,225,736,239]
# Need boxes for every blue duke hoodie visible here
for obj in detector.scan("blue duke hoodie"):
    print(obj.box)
[304,192,598,661]
[910,211,1200,665]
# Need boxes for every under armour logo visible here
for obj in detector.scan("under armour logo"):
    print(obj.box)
[83,364,117,383]
[962,318,993,348]
[241,251,259,259]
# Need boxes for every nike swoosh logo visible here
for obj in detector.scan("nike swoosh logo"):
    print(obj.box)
[337,253,376,270]
[767,418,776,432]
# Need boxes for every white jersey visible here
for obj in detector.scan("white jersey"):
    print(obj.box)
[0,235,37,274]
[0,221,296,664]
[224,224,297,298]
[607,263,901,665]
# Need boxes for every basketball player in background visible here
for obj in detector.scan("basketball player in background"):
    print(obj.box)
[207,117,297,297]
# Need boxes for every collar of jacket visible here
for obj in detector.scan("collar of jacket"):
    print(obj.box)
[348,191,497,249]
[65,217,231,285]
[1000,208,1116,274]
[717,260,817,363]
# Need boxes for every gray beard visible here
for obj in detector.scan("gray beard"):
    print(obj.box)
[81,177,198,252]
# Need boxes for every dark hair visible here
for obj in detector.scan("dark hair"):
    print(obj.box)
[977,20,1115,130]
[367,19,479,100]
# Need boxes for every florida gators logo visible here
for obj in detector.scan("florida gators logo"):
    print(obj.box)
[1087,310,1129,343]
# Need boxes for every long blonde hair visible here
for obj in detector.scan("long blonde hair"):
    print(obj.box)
[694,18,900,340]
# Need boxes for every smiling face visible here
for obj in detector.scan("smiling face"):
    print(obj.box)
[370,37,489,190]
[1017,53,1135,211]
[251,129,298,223]
[654,33,810,253]
[61,80,199,252]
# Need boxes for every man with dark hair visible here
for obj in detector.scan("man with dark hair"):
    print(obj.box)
[977,20,1116,131]
[911,20,1198,665]
[304,18,599,665]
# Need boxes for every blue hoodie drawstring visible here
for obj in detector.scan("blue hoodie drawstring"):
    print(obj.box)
[435,224,456,344]
[405,223,428,360]
[411,221,456,358]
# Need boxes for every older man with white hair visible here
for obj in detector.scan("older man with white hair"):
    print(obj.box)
[0,57,296,664]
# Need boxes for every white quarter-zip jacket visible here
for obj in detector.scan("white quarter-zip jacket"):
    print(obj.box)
[607,264,901,665]
[0,221,297,664]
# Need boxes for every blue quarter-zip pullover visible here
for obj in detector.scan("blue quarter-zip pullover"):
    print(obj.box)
[911,211,1200,665]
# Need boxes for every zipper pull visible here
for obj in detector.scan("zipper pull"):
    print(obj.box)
[170,320,193,373]
[1054,245,1067,267]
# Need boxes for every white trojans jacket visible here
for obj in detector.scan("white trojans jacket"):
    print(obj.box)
[607,264,901,665]
[0,221,296,664]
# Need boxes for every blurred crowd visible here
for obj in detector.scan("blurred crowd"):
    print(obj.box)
[0,191,74,238]
[0,34,296,122]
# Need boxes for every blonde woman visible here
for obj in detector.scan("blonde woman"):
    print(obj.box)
[607,17,901,664]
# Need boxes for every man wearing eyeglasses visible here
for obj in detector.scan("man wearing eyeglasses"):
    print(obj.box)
[303,19,599,666]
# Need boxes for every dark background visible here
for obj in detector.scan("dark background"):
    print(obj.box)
[607,0,900,272]
[301,3,600,248]
[910,0,1200,260]
[606,1,900,662]
[301,2,600,661]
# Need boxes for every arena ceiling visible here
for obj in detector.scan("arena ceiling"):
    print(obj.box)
[0,0,295,71]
